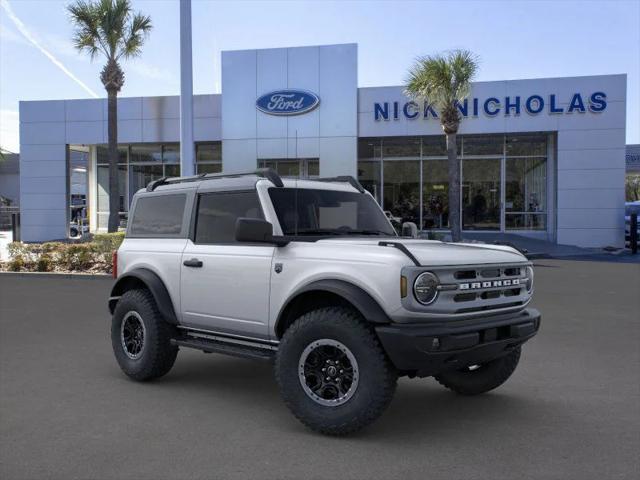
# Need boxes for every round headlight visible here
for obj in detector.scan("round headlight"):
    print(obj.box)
[414,272,439,305]
[525,266,534,293]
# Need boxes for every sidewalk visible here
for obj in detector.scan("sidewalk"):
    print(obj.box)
[461,232,638,262]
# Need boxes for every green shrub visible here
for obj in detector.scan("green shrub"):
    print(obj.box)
[92,232,125,253]
[36,254,53,272]
[8,255,25,272]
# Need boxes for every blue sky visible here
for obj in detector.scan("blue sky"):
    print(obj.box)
[1,0,638,152]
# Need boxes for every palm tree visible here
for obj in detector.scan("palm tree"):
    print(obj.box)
[405,50,478,242]
[68,0,152,232]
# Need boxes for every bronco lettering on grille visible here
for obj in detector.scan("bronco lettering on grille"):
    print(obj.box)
[459,279,520,290]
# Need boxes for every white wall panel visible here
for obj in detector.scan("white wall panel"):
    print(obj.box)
[320,136,357,177]
[557,129,626,151]
[557,148,625,170]
[20,122,65,145]
[65,99,104,122]
[142,118,180,142]
[194,95,221,118]
[20,160,66,178]
[558,168,625,190]
[20,100,65,123]
[319,44,357,138]
[108,97,143,120]
[194,117,222,142]
[222,49,257,139]
[222,139,257,173]
[557,208,624,230]
[256,48,287,139]
[20,144,67,162]
[287,46,320,139]
[20,225,67,242]
[142,96,179,119]
[66,121,104,144]
[112,119,144,143]
[557,228,623,248]
[558,188,625,209]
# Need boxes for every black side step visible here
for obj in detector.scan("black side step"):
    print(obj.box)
[171,337,276,362]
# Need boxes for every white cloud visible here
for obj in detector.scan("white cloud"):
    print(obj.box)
[0,0,99,98]
[0,109,19,153]
[128,60,179,86]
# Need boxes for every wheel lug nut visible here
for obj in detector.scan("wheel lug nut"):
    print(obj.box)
[322,368,326,372]
[326,377,330,381]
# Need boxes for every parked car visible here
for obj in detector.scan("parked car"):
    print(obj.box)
[108,169,540,435]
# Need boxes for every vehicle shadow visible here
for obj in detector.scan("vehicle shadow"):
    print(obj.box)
[150,352,544,440]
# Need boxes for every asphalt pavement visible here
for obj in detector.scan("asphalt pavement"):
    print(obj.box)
[1,259,639,480]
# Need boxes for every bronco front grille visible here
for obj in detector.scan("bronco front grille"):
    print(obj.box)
[402,263,531,317]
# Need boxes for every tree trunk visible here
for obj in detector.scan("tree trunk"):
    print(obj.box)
[447,132,462,242]
[107,90,119,233]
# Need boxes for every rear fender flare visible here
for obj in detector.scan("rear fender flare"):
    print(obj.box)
[109,268,178,325]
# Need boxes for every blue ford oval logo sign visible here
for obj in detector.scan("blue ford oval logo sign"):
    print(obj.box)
[256,90,320,116]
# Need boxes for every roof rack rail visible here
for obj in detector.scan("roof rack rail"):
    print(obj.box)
[315,176,365,193]
[146,168,283,192]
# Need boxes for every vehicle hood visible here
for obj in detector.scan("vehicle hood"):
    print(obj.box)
[316,238,528,266]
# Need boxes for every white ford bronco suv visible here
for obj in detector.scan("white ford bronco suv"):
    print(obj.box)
[109,168,540,435]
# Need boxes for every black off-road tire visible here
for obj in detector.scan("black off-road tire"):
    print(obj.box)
[111,289,178,381]
[275,307,397,436]
[434,347,522,395]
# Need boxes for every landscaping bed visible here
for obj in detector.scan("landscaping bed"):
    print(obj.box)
[0,232,124,274]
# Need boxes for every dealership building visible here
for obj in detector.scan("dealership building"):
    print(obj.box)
[18,43,627,247]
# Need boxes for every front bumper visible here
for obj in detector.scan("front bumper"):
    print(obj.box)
[375,308,541,377]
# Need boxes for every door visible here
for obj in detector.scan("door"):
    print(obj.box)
[461,158,502,230]
[180,190,274,340]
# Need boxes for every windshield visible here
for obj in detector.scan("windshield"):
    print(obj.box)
[268,187,396,237]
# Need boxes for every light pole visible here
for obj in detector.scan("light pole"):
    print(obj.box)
[179,0,195,177]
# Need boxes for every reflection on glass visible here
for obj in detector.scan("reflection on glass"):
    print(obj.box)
[358,138,381,160]
[382,137,420,158]
[422,160,449,229]
[505,157,547,230]
[196,163,222,174]
[307,160,319,177]
[97,145,127,164]
[97,165,127,212]
[383,160,420,225]
[129,164,163,203]
[163,144,180,164]
[506,134,547,156]
[196,143,222,162]
[462,158,501,230]
[130,144,162,163]
[421,136,447,156]
[463,135,503,156]
[357,161,381,203]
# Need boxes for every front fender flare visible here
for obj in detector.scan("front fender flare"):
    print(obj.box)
[275,279,391,335]
[109,268,178,324]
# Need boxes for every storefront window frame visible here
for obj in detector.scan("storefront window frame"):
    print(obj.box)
[357,133,549,234]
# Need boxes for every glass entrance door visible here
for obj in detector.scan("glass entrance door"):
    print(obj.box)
[462,158,502,230]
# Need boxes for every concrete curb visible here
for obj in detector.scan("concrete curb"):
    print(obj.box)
[0,271,110,280]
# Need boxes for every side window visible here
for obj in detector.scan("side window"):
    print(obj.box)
[195,191,263,244]
[129,194,186,236]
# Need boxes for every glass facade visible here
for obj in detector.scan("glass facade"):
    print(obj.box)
[358,133,548,232]
[95,142,221,229]
[258,158,319,177]
[93,134,548,233]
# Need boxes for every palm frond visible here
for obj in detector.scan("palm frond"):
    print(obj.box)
[405,49,479,114]
[67,0,152,72]
[118,13,152,60]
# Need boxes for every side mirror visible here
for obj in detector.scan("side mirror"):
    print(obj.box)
[235,218,288,246]
[401,222,418,238]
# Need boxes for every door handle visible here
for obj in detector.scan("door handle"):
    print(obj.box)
[183,258,203,268]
